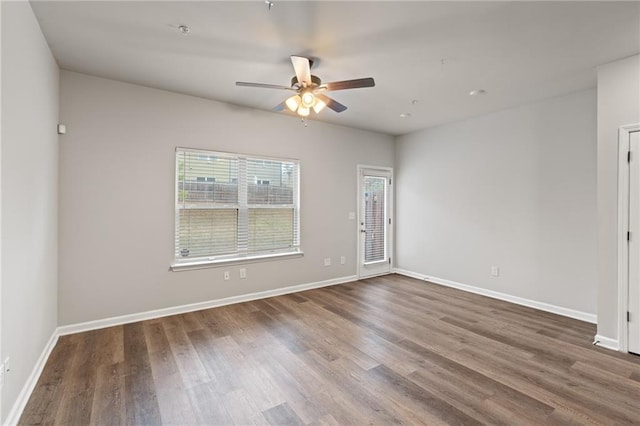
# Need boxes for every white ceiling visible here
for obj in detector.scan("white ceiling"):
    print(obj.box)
[31,1,640,136]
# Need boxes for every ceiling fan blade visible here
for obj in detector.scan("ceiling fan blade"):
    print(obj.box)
[291,56,311,85]
[316,94,347,113]
[272,101,286,112]
[236,82,294,91]
[321,77,375,92]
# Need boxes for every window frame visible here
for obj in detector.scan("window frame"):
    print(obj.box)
[171,147,303,271]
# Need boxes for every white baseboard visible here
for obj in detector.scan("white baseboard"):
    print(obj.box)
[57,274,358,336]
[4,331,59,426]
[593,334,620,351]
[393,268,424,281]
[392,268,597,324]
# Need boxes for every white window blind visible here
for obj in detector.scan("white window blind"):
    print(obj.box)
[363,176,387,263]
[175,148,300,264]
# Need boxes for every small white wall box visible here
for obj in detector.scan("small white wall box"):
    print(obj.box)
[57,124,66,135]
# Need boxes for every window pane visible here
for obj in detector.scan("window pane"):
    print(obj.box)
[247,159,296,205]
[175,148,299,263]
[178,209,237,257]
[364,176,386,262]
[178,152,238,205]
[248,208,294,251]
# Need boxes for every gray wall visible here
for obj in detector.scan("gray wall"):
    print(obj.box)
[395,89,597,316]
[1,2,59,421]
[596,55,640,341]
[58,71,394,325]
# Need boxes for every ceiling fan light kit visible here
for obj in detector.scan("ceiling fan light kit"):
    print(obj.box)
[312,98,327,114]
[236,55,375,118]
[285,89,326,116]
[297,106,310,117]
[301,91,315,107]
[285,95,301,112]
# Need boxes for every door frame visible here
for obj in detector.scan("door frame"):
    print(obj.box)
[357,164,394,279]
[617,123,640,353]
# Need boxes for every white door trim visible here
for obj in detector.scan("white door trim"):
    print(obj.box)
[357,165,394,279]
[617,123,640,353]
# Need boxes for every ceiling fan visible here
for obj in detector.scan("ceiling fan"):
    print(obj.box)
[236,55,375,117]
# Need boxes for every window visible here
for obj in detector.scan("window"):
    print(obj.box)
[174,148,300,268]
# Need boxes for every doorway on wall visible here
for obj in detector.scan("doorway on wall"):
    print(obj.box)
[357,166,393,279]
[619,124,640,355]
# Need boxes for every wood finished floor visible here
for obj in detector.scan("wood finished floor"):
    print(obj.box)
[20,274,640,425]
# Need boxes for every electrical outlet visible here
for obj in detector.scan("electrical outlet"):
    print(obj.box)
[224,271,230,281]
[340,256,346,265]
[348,212,356,220]
[491,266,499,277]
[324,258,331,267]
[239,268,247,279]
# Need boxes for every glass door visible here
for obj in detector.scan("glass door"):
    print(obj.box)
[358,167,392,278]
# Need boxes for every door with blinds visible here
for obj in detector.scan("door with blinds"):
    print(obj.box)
[358,167,392,278]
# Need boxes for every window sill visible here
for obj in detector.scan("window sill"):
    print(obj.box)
[170,250,304,272]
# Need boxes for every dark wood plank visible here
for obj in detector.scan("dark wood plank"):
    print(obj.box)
[397,338,556,419]
[262,402,304,426]
[185,382,234,425]
[89,362,125,426]
[297,350,411,424]
[366,363,484,425]
[221,389,268,425]
[18,335,78,425]
[52,331,100,425]
[161,322,209,389]
[143,321,198,425]
[122,322,162,425]
[186,330,239,394]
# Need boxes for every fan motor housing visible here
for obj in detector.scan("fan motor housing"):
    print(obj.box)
[291,75,322,88]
